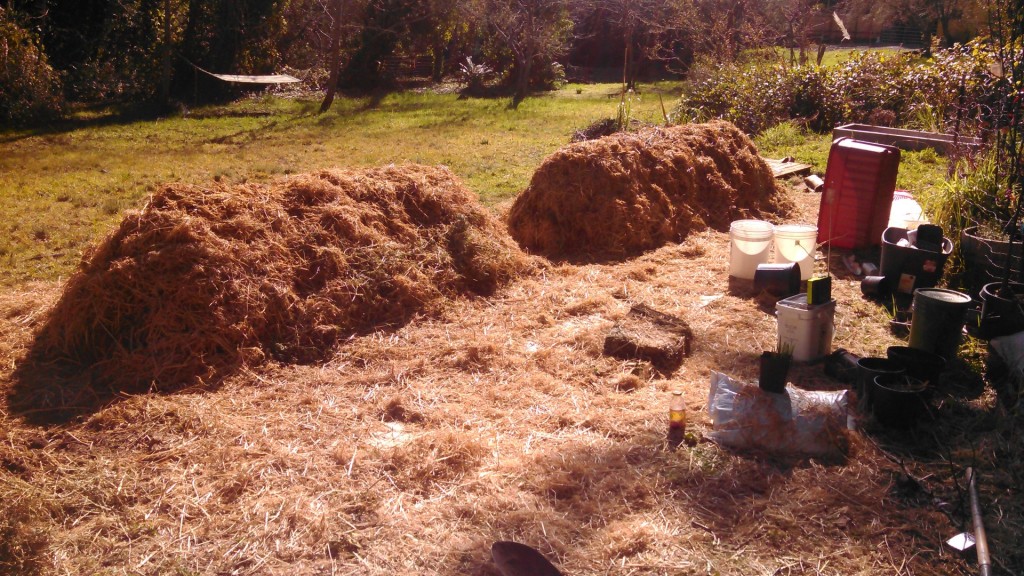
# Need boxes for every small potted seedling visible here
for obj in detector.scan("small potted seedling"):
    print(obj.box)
[759,342,793,393]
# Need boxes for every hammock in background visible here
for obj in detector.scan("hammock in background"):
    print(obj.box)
[203,72,300,84]
[185,58,301,84]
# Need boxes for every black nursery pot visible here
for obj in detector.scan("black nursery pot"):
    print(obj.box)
[872,374,928,429]
[861,275,892,298]
[856,357,905,411]
[754,263,801,297]
[759,351,791,394]
[979,281,1024,338]
[886,346,946,390]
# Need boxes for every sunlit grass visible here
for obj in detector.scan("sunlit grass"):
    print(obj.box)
[0,77,954,288]
[755,121,950,194]
[0,83,682,286]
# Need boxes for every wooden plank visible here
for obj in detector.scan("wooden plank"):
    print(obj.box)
[764,158,813,178]
[832,123,981,154]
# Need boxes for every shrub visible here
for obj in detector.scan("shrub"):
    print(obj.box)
[676,57,795,134]
[0,9,64,126]
[917,149,1010,239]
[677,44,999,136]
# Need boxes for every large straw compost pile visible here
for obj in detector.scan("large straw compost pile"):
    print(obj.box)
[507,120,793,259]
[15,165,529,409]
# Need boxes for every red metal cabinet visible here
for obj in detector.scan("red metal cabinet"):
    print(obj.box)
[816,138,901,249]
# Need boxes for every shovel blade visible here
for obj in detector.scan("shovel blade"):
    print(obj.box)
[491,541,563,576]
[946,532,976,552]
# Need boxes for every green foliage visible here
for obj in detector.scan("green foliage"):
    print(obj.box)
[615,88,639,131]
[0,10,65,125]
[678,44,999,136]
[918,150,1013,237]
[676,55,794,134]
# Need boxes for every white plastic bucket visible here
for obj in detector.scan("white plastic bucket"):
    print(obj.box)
[774,224,818,280]
[729,220,774,279]
[776,293,836,362]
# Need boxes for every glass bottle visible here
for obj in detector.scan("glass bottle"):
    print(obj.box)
[668,390,686,448]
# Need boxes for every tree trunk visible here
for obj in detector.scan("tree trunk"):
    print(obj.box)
[512,10,535,107]
[513,52,532,107]
[939,15,954,47]
[160,0,172,105]
[320,0,345,114]
[623,19,635,90]
[431,40,445,82]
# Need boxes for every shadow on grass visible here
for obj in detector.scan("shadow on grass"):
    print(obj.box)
[0,101,177,145]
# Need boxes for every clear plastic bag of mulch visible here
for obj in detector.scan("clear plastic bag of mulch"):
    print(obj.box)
[707,371,853,461]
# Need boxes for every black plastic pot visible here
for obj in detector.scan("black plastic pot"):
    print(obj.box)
[861,275,893,299]
[856,357,905,411]
[886,346,946,394]
[759,351,791,394]
[872,374,928,429]
[979,281,1024,338]
[960,226,1024,292]
[754,263,801,297]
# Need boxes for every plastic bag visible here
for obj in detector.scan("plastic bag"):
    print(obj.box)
[706,371,852,460]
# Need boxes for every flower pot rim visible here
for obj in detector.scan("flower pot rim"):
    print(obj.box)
[962,225,1012,241]
[873,374,927,393]
[981,281,1024,302]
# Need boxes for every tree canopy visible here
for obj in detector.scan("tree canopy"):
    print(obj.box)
[0,0,1000,120]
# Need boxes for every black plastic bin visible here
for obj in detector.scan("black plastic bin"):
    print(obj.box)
[879,226,952,295]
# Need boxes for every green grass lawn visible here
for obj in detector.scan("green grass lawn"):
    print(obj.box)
[0,82,680,286]
[815,45,913,68]
[0,76,951,288]
[754,121,950,198]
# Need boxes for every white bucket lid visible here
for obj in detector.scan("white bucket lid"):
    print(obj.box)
[774,223,817,237]
[730,219,774,239]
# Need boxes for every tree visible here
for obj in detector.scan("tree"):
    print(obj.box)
[579,0,693,89]
[687,0,776,63]
[320,0,348,112]
[484,0,572,106]
[13,0,166,101]
[407,0,479,82]
[0,6,65,124]
[897,0,964,54]
[767,0,827,66]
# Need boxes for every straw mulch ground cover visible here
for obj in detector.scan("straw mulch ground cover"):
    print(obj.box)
[1,154,1021,575]
[508,120,793,260]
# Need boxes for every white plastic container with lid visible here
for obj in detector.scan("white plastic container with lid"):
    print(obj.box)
[729,220,774,280]
[773,224,818,280]
[776,293,836,362]
[888,190,928,230]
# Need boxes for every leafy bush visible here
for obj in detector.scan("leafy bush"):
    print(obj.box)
[677,44,999,136]
[675,56,795,134]
[0,10,64,126]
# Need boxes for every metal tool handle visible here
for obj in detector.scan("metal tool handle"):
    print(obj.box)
[967,467,991,576]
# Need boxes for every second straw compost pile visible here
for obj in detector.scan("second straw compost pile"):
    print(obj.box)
[508,120,793,259]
